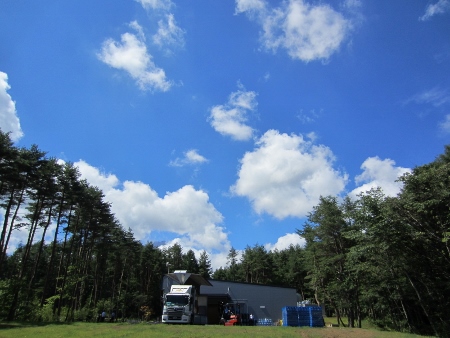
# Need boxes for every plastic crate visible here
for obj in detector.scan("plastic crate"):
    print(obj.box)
[281,306,324,327]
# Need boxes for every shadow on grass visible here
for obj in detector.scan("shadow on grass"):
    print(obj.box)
[0,321,75,329]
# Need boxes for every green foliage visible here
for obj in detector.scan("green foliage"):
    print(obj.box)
[183,249,199,273]
[294,145,450,337]
[0,279,14,318]
[1,130,449,337]
[38,296,61,322]
[198,250,212,279]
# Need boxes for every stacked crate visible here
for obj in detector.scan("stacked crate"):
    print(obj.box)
[297,306,311,326]
[256,318,273,326]
[309,306,324,327]
[281,306,299,326]
[282,306,324,327]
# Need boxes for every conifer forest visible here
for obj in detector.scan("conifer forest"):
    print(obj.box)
[0,131,449,337]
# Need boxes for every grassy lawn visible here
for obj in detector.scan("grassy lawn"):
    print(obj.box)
[0,322,433,338]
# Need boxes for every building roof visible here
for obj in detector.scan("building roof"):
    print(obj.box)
[166,272,212,287]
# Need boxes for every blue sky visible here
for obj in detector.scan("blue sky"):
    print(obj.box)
[1,0,450,269]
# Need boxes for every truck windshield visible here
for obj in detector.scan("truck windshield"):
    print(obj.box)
[165,295,189,306]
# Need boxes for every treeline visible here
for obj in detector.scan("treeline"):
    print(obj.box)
[0,129,304,323]
[212,245,307,299]
[1,130,449,336]
[300,147,450,337]
[0,131,213,321]
[213,147,450,337]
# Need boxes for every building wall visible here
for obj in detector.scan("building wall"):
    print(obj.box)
[200,280,297,323]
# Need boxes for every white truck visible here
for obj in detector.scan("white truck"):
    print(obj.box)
[162,285,196,324]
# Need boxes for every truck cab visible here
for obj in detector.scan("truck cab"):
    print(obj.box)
[162,285,195,324]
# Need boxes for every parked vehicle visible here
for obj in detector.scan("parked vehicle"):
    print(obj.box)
[219,301,249,326]
[162,285,196,324]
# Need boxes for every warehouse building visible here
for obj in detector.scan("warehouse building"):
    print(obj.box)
[162,272,298,325]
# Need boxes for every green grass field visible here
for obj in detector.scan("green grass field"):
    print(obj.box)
[0,322,433,338]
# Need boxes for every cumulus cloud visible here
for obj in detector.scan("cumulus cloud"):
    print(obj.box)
[419,0,450,21]
[349,157,411,198]
[98,21,172,92]
[74,160,120,192]
[209,83,257,141]
[0,72,23,142]
[231,130,348,219]
[265,233,305,252]
[169,149,209,167]
[236,0,352,62]
[159,238,230,270]
[74,160,229,253]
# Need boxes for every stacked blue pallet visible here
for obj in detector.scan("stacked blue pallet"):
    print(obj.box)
[257,318,273,326]
[282,306,324,327]
[297,307,311,326]
[282,306,298,326]
[309,306,324,327]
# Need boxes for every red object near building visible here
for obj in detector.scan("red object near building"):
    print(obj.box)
[224,314,240,326]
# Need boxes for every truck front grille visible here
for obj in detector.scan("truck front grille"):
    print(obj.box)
[166,308,183,320]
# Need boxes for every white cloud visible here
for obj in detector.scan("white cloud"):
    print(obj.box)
[235,0,267,14]
[406,87,450,107]
[158,239,230,271]
[209,84,257,141]
[169,149,209,167]
[153,14,185,51]
[98,21,172,92]
[349,157,411,198]
[305,131,317,142]
[210,251,230,270]
[419,0,450,21]
[404,87,450,131]
[296,108,321,124]
[0,72,23,142]
[236,0,351,62]
[74,160,229,253]
[136,0,173,11]
[342,0,362,10]
[231,130,348,219]
[439,114,450,134]
[265,233,305,252]
[136,0,184,54]
[185,149,208,164]
[74,160,120,191]
[129,20,146,41]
